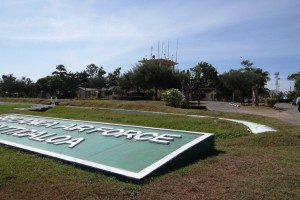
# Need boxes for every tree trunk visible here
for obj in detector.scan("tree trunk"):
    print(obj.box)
[197,90,201,106]
[252,86,259,106]
[154,86,158,100]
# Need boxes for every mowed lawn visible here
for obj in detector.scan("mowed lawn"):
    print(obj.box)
[0,99,299,200]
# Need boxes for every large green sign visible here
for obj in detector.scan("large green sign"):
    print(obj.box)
[0,114,214,180]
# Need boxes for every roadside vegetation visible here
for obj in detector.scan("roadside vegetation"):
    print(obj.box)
[1,62,299,105]
[0,100,299,199]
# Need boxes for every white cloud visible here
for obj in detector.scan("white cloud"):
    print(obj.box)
[0,0,299,86]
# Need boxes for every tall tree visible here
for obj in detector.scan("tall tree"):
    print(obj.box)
[1,74,17,96]
[189,68,203,106]
[64,72,81,98]
[107,67,121,87]
[0,75,36,97]
[287,72,300,95]
[76,71,90,88]
[118,70,135,92]
[36,77,50,93]
[18,77,35,97]
[240,60,270,106]
[196,62,219,88]
[47,76,66,96]
[118,63,180,100]
[241,60,254,69]
[52,65,67,78]
[222,69,252,102]
[222,61,270,105]
[85,64,99,79]
[88,65,107,89]
[188,62,219,105]
[36,76,65,97]
[97,66,106,78]
[133,63,177,100]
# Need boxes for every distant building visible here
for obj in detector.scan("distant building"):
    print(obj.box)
[76,87,100,99]
[200,88,219,101]
[76,86,119,99]
[190,88,219,101]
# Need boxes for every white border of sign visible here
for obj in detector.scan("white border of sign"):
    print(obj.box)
[0,114,214,180]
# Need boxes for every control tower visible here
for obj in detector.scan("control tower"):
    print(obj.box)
[138,57,178,71]
[139,41,178,71]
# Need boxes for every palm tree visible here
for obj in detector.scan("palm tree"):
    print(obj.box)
[288,72,300,95]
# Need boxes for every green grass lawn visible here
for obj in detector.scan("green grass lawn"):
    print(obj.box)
[0,99,299,199]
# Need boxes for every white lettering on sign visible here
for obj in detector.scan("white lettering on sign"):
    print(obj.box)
[86,127,114,134]
[0,114,182,146]
[0,125,85,148]
[114,130,142,139]
[134,133,159,141]
[52,124,77,130]
[102,129,125,136]
[149,134,182,144]
[52,137,85,148]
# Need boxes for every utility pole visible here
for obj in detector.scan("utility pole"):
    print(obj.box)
[275,72,280,95]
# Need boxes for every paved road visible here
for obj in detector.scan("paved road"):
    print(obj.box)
[201,101,300,126]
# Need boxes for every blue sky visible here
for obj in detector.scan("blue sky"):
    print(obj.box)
[1,0,299,92]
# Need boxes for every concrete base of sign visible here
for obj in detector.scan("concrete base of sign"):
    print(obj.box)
[149,135,215,179]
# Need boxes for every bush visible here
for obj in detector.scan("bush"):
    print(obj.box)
[265,98,277,107]
[162,88,184,107]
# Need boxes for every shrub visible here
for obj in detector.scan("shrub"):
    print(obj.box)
[162,88,184,107]
[265,98,277,107]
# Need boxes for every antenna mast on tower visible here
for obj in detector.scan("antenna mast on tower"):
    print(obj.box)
[175,40,178,62]
[162,41,164,58]
[168,40,170,59]
[158,41,160,59]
